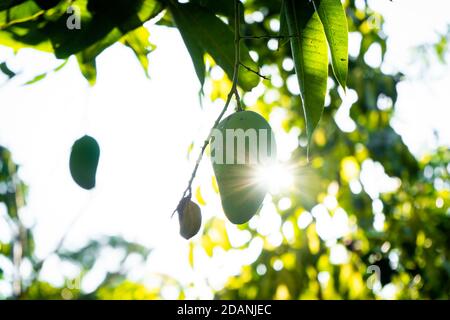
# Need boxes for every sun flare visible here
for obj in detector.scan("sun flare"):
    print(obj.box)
[256,163,295,194]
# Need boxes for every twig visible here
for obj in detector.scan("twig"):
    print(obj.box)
[234,87,243,111]
[240,62,270,81]
[171,0,242,217]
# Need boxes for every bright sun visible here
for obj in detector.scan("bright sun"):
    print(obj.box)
[256,163,294,194]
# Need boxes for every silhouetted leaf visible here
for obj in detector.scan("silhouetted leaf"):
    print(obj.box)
[33,0,62,10]
[170,3,206,87]
[278,0,290,49]
[170,2,260,91]
[0,0,27,11]
[0,62,16,78]
[190,0,244,28]
[45,0,163,59]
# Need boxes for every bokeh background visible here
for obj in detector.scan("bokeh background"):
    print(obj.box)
[0,0,449,299]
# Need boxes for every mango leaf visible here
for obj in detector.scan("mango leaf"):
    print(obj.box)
[284,0,328,147]
[170,2,260,91]
[0,21,53,52]
[33,0,63,10]
[43,0,113,58]
[314,0,348,88]
[0,0,27,11]
[170,4,205,87]
[190,0,244,29]
[77,51,96,86]
[24,72,46,84]
[278,0,290,49]
[0,62,16,78]
[121,26,154,77]
[0,1,43,28]
[0,0,68,36]
[23,59,67,85]
[72,28,126,84]
[54,58,68,71]
[155,9,175,28]
[0,1,185,88]
[76,25,155,83]
[115,0,164,33]
[45,0,163,59]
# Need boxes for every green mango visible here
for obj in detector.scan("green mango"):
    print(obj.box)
[178,199,202,240]
[211,111,277,224]
[69,135,100,190]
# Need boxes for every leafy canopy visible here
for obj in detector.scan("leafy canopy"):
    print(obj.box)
[1,0,449,300]
[0,0,349,144]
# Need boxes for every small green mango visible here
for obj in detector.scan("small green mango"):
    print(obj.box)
[211,111,277,224]
[69,135,100,190]
[178,199,202,240]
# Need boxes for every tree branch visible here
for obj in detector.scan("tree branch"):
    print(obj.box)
[172,0,243,217]
[240,62,270,81]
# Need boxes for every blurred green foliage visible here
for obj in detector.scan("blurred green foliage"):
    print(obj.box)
[209,0,450,300]
[0,148,156,299]
[0,0,449,300]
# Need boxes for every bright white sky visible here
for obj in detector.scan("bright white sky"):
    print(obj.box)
[0,0,449,299]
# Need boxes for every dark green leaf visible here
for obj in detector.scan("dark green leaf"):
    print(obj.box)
[170,3,259,91]
[190,0,244,28]
[46,0,163,59]
[278,0,290,49]
[314,0,348,88]
[170,4,206,87]
[33,0,62,10]
[0,62,16,78]
[0,0,27,11]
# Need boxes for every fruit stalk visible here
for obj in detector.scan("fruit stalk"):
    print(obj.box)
[172,0,243,216]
